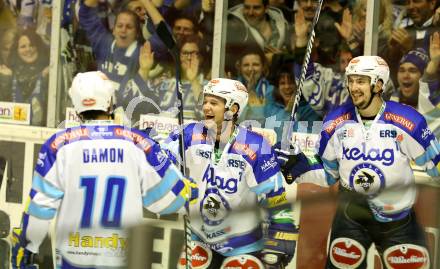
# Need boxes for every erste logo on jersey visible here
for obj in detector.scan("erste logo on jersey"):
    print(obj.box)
[342,142,394,166]
[349,163,385,196]
[200,189,230,225]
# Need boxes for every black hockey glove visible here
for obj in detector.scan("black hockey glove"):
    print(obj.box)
[274,142,313,184]
[261,223,298,268]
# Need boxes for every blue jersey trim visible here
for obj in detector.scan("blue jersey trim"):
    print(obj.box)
[427,166,440,177]
[32,174,64,199]
[372,208,411,223]
[159,196,185,215]
[142,167,179,207]
[318,104,356,156]
[325,171,338,185]
[381,101,430,147]
[322,158,338,170]
[223,239,264,257]
[27,202,56,220]
[250,175,280,195]
[415,140,440,166]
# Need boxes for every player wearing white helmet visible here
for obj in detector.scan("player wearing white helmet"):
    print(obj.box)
[277,56,440,268]
[10,71,198,269]
[163,78,298,268]
[68,71,117,121]
[345,55,390,112]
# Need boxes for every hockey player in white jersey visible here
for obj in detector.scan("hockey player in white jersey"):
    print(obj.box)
[278,56,440,269]
[163,78,298,268]
[10,71,198,269]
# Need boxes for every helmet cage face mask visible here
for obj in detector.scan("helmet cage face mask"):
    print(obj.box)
[345,56,390,92]
[202,78,249,117]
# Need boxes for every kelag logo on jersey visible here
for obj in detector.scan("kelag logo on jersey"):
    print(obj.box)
[202,166,239,194]
[342,142,394,166]
[200,189,230,225]
[349,163,385,196]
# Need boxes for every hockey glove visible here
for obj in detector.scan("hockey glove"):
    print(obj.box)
[182,177,198,207]
[261,223,298,268]
[11,228,38,269]
[274,141,310,184]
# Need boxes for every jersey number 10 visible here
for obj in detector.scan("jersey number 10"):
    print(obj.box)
[80,176,126,228]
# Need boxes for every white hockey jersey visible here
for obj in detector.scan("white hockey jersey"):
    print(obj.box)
[318,101,440,222]
[20,123,190,268]
[163,123,293,256]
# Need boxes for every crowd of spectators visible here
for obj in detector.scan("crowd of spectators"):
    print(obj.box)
[0,0,438,138]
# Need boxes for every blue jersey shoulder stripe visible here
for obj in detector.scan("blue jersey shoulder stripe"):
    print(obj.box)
[233,127,280,183]
[27,201,56,220]
[381,101,432,148]
[142,166,179,207]
[165,122,208,152]
[145,143,171,178]
[32,173,64,199]
[318,104,356,156]
[231,127,264,164]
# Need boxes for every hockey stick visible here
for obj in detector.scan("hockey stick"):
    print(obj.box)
[282,0,324,152]
[156,21,192,269]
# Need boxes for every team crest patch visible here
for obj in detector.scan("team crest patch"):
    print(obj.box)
[349,163,385,196]
[200,188,230,225]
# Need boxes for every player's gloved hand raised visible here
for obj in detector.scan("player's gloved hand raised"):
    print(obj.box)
[261,224,298,268]
[11,228,38,269]
[274,141,310,184]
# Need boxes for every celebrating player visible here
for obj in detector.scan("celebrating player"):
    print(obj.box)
[278,56,440,268]
[10,71,198,268]
[163,78,298,268]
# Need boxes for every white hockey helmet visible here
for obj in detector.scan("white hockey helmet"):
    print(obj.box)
[69,71,116,114]
[345,56,390,90]
[203,78,248,116]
